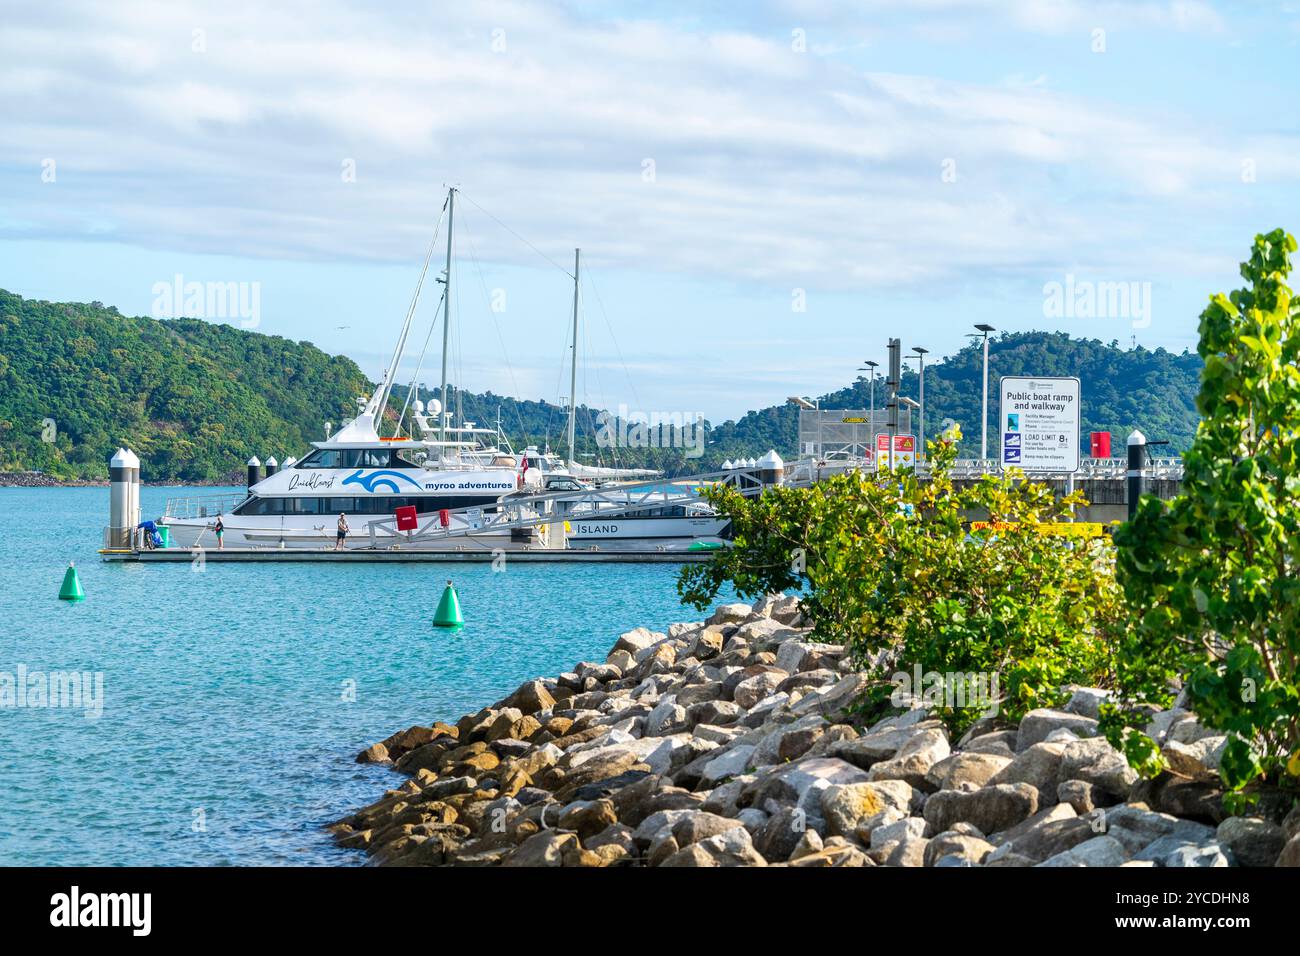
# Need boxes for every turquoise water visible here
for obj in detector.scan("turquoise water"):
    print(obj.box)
[0,486,726,866]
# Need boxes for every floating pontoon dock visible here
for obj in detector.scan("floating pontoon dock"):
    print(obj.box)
[98,465,775,564]
[98,543,719,564]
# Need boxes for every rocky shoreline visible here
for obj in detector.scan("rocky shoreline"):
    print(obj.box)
[332,596,1300,867]
[0,471,106,487]
[0,471,240,488]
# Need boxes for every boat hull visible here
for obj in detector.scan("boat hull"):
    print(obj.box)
[160,512,729,550]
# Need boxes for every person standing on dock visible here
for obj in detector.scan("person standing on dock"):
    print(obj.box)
[214,515,224,550]
[335,513,349,551]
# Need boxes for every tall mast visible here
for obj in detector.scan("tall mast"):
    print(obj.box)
[568,247,580,465]
[439,187,455,446]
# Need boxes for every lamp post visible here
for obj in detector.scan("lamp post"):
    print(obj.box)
[911,346,928,461]
[974,324,995,461]
[858,360,879,460]
[787,395,816,459]
[900,396,920,469]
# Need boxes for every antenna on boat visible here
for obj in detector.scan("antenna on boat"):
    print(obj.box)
[439,186,456,447]
[568,247,580,467]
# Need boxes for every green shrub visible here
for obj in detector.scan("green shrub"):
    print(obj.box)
[680,430,1128,732]
[1108,229,1300,798]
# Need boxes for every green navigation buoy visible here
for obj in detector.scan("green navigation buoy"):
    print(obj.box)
[58,562,85,602]
[433,580,463,627]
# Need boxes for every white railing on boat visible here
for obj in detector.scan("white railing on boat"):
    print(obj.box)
[361,468,761,547]
[163,493,247,519]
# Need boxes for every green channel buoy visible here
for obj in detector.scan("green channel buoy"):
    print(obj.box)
[59,562,85,602]
[433,580,463,628]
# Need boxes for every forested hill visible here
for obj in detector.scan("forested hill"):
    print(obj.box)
[0,290,370,481]
[0,289,1203,481]
[705,332,1203,464]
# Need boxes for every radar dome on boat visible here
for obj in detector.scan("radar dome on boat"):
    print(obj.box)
[413,400,425,414]
[427,398,443,417]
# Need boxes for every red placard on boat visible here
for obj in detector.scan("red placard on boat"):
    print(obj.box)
[394,505,418,531]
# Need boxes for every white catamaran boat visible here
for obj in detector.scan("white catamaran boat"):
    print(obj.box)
[159,187,730,550]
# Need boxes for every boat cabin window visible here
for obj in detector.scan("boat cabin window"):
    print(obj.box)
[295,447,420,469]
[234,495,500,516]
[298,449,345,468]
[621,505,689,518]
[545,477,583,491]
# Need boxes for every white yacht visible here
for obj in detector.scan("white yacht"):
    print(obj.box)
[159,186,731,551]
[159,400,537,550]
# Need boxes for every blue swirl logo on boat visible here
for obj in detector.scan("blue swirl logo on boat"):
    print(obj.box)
[341,469,423,494]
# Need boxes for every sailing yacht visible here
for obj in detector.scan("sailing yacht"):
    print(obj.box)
[159,187,731,550]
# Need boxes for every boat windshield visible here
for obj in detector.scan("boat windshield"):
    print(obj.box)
[295,447,421,469]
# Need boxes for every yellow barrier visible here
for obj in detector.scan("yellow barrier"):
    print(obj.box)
[969,521,1112,538]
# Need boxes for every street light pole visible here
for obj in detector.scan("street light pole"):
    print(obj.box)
[974,324,995,461]
[886,339,901,473]
[912,346,928,462]
[859,360,879,462]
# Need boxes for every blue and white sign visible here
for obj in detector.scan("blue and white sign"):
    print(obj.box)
[998,376,1080,473]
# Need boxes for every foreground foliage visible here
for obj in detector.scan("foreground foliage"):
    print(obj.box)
[1108,229,1300,799]
[680,431,1127,732]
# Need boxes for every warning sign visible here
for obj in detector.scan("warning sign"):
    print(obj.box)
[876,433,916,471]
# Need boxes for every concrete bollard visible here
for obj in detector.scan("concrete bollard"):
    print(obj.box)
[1126,429,1147,520]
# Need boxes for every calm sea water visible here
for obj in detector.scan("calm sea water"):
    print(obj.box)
[0,486,728,866]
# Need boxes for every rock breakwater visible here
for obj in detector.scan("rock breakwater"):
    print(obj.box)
[332,596,1299,867]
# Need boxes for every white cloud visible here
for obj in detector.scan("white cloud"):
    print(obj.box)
[0,0,1291,298]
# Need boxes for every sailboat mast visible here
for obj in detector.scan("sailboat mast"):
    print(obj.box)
[568,247,580,465]
[439,186,455,446]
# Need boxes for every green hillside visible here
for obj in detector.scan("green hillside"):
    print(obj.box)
[0,290,370,481]
[706,332,1203,464]
[0,290,1203,481]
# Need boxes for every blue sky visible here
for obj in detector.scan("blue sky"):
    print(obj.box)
[2,0,1298,420]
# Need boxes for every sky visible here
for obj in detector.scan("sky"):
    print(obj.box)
[2,0,1299,422]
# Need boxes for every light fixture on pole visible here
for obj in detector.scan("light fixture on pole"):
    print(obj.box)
[974,324,996,461]
[911,346,928,461]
